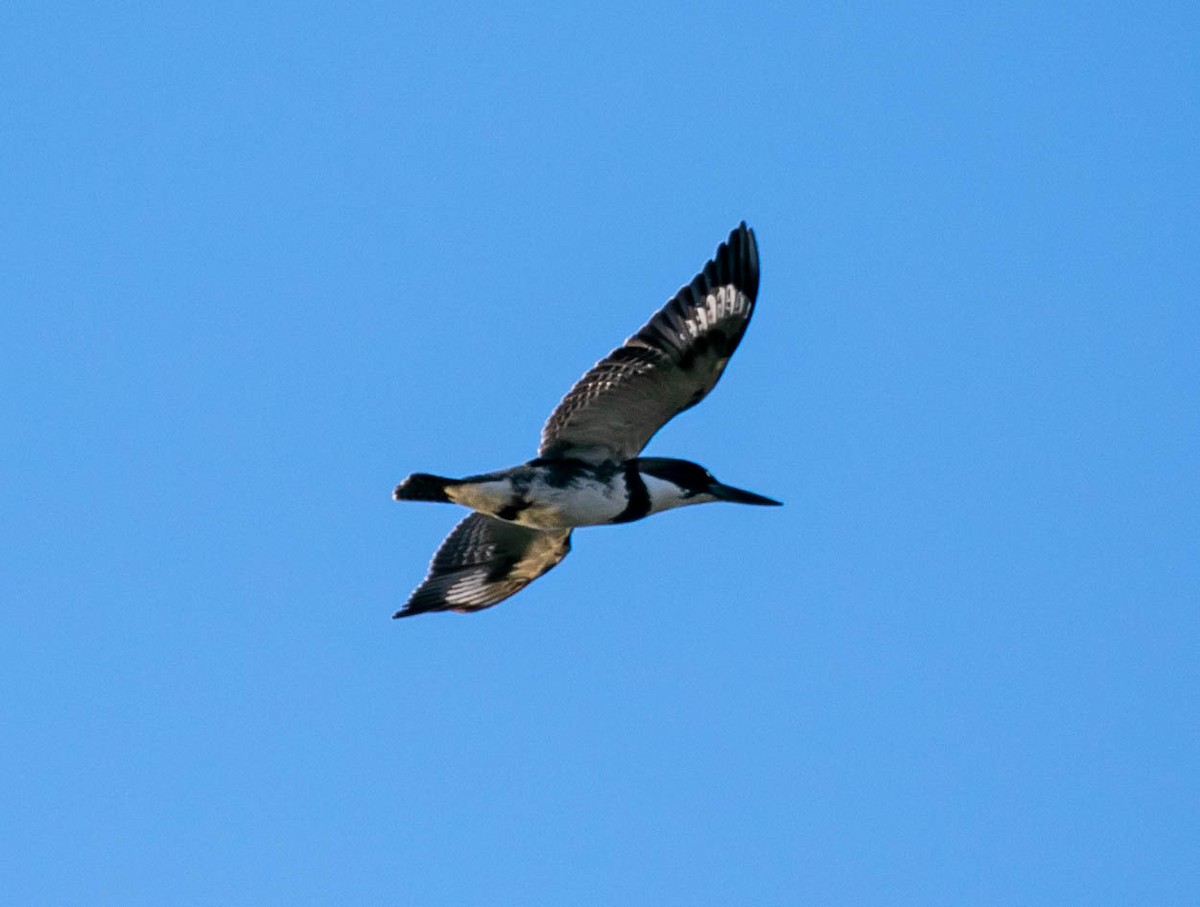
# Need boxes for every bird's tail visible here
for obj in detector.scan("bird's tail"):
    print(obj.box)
[393,473,461,503]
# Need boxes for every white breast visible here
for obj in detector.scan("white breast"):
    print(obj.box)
[518,477,627,528]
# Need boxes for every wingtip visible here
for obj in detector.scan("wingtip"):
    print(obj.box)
[722,221,759,300]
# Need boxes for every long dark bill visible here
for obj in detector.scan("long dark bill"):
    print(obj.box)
[709,483,783,506]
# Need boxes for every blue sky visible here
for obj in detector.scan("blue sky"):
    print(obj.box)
[2,3,1197,904]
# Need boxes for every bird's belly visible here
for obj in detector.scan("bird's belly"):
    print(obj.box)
[446,469,630,529]
[515,484,627,529]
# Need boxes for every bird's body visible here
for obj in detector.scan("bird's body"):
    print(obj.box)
[398,456,780,531]
[393,222,779,618]
[400,459,638,529]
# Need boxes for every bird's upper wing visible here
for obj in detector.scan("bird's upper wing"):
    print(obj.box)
[394,513,572,617]
[538,222,760,464]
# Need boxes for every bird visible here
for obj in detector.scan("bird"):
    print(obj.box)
[392,222,780,618]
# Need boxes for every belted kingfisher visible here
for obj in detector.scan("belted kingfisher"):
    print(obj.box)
[393,222,780,617]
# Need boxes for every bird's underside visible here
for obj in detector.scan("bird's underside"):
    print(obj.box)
[394,222,763,618]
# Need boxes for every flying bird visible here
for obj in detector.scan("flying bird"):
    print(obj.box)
[393,222,779,617]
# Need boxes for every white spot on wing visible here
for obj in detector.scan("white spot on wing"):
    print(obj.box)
[445,570,488,605]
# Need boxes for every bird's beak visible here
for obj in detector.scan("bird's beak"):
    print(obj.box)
[708,482,783,506]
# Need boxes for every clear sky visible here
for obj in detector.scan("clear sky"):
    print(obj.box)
[2,3,1197,904]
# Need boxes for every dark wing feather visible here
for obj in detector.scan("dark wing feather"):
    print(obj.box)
[539,222,760,463]
[395,513,572,617]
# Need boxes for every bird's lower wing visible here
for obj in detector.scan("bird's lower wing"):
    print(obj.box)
[395,513,572,617]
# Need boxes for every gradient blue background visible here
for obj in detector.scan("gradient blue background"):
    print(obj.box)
[3,3,1197,904]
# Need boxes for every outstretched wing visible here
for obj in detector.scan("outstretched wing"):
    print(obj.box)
[395,513,572,617]
[538,222,760,464]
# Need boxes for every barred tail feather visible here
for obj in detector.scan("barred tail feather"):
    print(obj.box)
[394,473,460,503]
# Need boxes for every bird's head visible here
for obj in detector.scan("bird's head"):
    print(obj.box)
[634,457,782,508]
